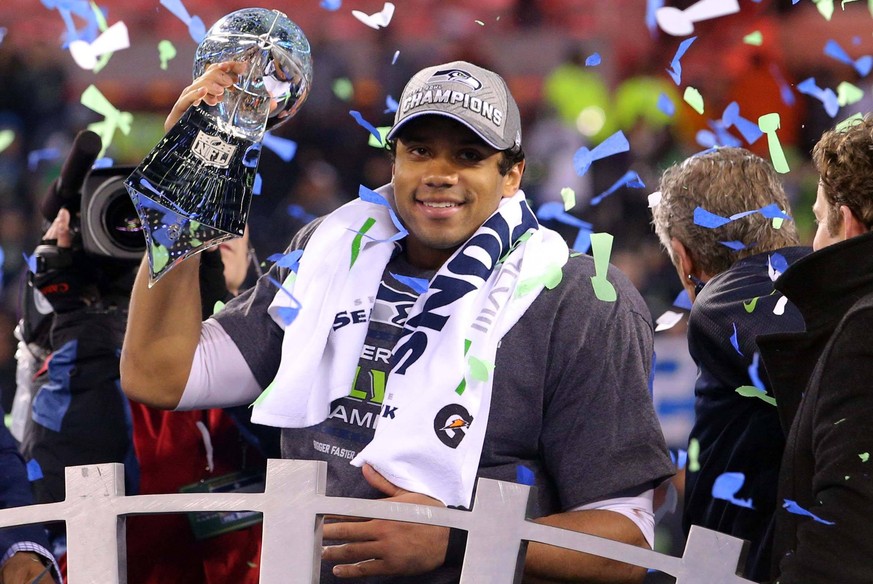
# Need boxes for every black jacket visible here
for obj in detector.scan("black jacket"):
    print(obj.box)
[759,231,873,583]
[684,247,809,582]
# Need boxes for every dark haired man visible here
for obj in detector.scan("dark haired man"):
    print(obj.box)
[122,60,673,582]
[759,115,873,583]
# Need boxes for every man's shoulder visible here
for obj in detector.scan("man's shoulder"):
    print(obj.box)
[527,252,651,323]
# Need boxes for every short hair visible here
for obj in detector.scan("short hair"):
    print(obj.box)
[812,114,873,235]
[651,147,799,276]
[385,119,525,178]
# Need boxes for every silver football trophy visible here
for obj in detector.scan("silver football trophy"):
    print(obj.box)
[125,8,312,284]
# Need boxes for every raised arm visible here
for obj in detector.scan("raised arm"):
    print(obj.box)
[119,61,246,409]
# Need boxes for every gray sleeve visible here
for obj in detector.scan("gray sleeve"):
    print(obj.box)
[211,218,323,389]
[537,258,674,509]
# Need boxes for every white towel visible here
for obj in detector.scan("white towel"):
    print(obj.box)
[255,188,569,507]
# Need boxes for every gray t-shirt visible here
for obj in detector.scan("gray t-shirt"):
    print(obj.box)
[214,222,673,582]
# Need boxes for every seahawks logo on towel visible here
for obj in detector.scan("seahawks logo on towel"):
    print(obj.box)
[433,404,474,448]
[427,68,482,91]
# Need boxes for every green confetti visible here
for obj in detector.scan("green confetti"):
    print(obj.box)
[516,264,564,297]
[835,418,847,425]
[736,385,777,406]
[81,85,134,157]
[560,187,576,211]
[455,339,473,395]
[860,452,870,463]
[589,232,617,302]
[814,0,835,20]
[743,297,759,313]
[743,31,763,46]
[837,81,864,107]
[251,379,278,407]
[772,217,784,229]
[332,77,354,101]
[189,238,202,247]
[350,217,376,269]
[469,356,495,382]
[688,438,701,472]
[158,40,177,70]
[683,86,705,115]
[368,126,391,148]
[836,112,864,133]
[151,243,169,273]
[758,113,789,174]
[212,300,225,315]
[845,475,851,480]
[0,130,14,154]
[189,221,200,233]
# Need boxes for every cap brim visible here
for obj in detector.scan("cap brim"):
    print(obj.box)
[386,110,511,151]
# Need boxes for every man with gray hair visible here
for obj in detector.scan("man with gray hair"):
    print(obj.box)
[651,147,809,581]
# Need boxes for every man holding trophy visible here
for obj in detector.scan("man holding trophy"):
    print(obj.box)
[121,8,672,582]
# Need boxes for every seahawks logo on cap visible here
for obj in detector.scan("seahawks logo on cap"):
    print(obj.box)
[427,68,482,91]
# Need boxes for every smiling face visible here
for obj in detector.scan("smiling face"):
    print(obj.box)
[391,116,523,269]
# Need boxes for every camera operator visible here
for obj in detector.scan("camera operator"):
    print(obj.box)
[15,130,279,582]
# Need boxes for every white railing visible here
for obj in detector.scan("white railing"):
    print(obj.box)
[0,460,753,583]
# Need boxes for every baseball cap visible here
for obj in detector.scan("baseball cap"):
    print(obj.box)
[386,60,522,151]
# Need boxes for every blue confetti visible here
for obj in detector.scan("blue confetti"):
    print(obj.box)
[391,273,429,294]
[267,249,303,271]
[572,130,630,177]
[823,39,872,77]
[657,92,675,117]
[730,322,743,356]
[783,499,835,525]
[268,276,302,325]
[720,240,748,251]
[590,170,645,206]
[645,0,664,35]
[712,472,754,509]
[349,110,383,144]
[758,203,792,220]
[320,0,342,10]
[92,157,114,169]
[797,78,839,118]
[253,172,262,195]
[769,252,788,275]
[384,95,399,114]
[721,102,764,145]
[585,52,601,67]
[516,465,535,486]
[748,352,765,391]
[26,458,43,481]
[263,132,298,162]
[673,289,692,311]
[357,185,408,241]
[769,63,796,106]
[27,148,60,171]
[22,252,37,274]
[666,36,697,86]
[693,207,731,228]
[536,202,593,253]
[287,204,317,224]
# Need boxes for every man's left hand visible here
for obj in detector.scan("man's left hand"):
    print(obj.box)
[0,551,54,584]
[321,464,449,578]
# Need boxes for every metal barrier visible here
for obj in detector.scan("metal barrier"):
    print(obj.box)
[0,460,753,583]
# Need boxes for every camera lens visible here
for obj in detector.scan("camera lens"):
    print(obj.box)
[102,189,143,251]
[81,171,146,261]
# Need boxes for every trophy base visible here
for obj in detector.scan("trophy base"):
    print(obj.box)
[124,105,262,285]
